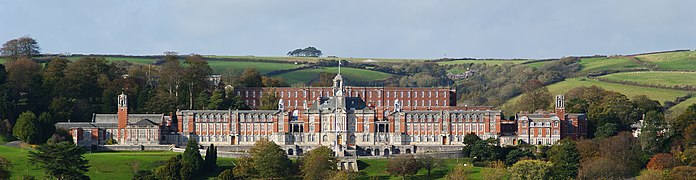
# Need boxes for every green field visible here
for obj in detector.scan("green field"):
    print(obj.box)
[601,71,696,87]
[524,61,551,68]
[65,56,300,74]
[0,145,492,180]
[579,57,645,73]
[635,51,696,71]
[205,61,300,74]
[438,59,527,65]
[271,67,393,85]
[502,78,691,111]
[670,96,696,112]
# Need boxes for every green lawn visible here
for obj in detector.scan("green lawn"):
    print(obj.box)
[635,51,696,71]
[579,57,645,73]
[601,71,696,87]
[1,145,493,180]
[271,67,393,85]
[357,158,490,180]
[438,60,527,65]
[0,145,234,180]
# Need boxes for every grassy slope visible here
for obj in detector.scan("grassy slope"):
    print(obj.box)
[271,67,393,85]
[671,97,696,112]
[438,60,527,65]
[547,78,688,103]
[502,78,690,111]
[524,61,550,68]
[579,57,644,73]
[205,61,299,74]
[601,71,696,87]
[636,51,696,71]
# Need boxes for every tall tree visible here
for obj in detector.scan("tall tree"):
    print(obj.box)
[1,36,40,61]
[13,111,39,144]
[249,138,292,179]
[670,104,696,141]
[180,138,204,180]
[37,112,55,143]
[515,86,552,112]
[301,146,336,180]
[5,58,41,93]
[235,68,263,87]
[259,90,280,110]
[205,144,218,169]
[207,90,224,110]
[312,72,337,87]
[158,54,183,97]
[42,57,70,96]
[183,54,213,109]
[59,57,111,99]
[262,77,289,87]
[639,110,668,154]
[28,142,90,180]
[548,139,580,180]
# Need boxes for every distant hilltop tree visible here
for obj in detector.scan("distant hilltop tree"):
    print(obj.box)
[287,47,322,57]
[1,36,40,61]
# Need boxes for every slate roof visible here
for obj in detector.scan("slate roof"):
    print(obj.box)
[310,97,368,111]
[132,119,158,126]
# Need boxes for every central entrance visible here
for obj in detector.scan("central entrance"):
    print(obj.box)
[442,136,447,145]
[337,135,342,144]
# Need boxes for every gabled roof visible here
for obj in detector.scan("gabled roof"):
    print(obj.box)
[131,119,158,126]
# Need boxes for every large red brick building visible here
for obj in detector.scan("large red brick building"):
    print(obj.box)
[57,73,587,156]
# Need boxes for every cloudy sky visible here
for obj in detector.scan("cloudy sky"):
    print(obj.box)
[1,0,695,59]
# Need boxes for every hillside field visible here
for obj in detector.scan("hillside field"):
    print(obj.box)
[502,78,690,112]
[670,96,696,112]
[523,61,551,68]
[271,67,393,85]
[0,145,490,180]
[205,60,300,74]
[579,57,645,73]
[601,71,696,88]
[636,50,696,71]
